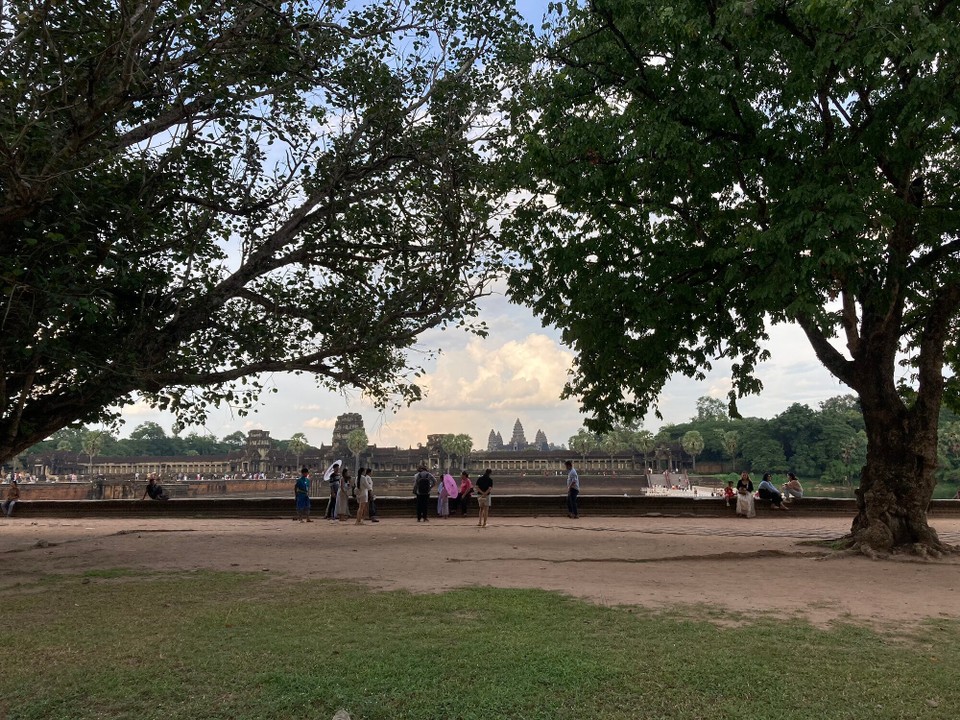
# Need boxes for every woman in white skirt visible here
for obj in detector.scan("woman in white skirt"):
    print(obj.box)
[355,467,373,525]
[735,472,756,518]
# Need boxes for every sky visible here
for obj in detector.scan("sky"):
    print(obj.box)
[117,284,850,450]
[114,0,853,450]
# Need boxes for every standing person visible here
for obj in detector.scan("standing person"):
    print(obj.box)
[2,479,19,517]
[294,467,312,522]
[456,471,473,516]
[758,472,789,510]
[782,472,803,501]
[337,467,353,521]
[323,460,342,521]
[735,472,756,518]
[355,467,372,525]
[364,468,380,522]
[437,474,452,518]
[565,460,580,519]
[475,468,493,527]
[412,465,435,522]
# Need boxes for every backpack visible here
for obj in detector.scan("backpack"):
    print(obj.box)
[416,471,433,494]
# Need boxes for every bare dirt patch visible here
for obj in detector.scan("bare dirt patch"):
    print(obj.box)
[2,514,959,628]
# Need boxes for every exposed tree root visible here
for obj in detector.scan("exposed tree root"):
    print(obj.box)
[821,533,959,561]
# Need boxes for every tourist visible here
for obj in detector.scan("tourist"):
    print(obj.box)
[565,460,580,519]
[782,472,803,500]
[735,472,756,518]
[141,475,169,501]
[723,480,735,507]
[337,467,353,521]
[323,460,342,521]
[364,468,379,522]
[757,473,789,510]
[456,471,473,516]
[476,468,493,527]
[355,467,372,525]
[2,479,19,517]
[294,467,312,522]
[412,465,435,522]
[437,473,452,518]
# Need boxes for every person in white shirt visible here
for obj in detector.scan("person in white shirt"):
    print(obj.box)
[565,460,580,519]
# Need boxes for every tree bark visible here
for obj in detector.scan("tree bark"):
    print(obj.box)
[848,363,949,556]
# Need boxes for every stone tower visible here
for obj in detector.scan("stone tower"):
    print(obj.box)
[487,429,503,451]
[331,413,364,457]
[509,418,527,450]
[533,429,549,452]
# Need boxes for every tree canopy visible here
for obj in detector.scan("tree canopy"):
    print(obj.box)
[504,0,960,554]
[0,0,523,463]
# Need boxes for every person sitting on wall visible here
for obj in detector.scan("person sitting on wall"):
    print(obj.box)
[2,479,20,517]
[722,480,736,507]
[782,472,803,501]
[757,473,788,510]
[142,475,169,501]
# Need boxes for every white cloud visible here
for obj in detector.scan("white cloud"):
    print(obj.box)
[421,333,573,411]
[111,291,849,450]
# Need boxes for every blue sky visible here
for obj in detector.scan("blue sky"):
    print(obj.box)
[116,0,851,449]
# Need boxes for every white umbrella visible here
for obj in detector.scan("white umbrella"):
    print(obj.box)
[322,460,342,482]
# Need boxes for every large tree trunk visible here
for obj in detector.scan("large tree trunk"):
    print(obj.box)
[848,374,948,556]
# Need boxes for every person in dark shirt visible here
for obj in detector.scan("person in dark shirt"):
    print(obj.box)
[142,476,169,501]
[412,466,436,522]
[475,469,493,528]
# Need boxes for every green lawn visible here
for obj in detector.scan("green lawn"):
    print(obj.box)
[1,571,957,719]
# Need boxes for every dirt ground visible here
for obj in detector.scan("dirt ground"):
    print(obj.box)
[2,513,959,629]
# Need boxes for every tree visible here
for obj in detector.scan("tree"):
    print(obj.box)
[221,432,247,449]
[439,434,459,471]
[600,429,629,471]
[568,428,598,464]
[449,433,473,471]
[681,431,705,472]
[127,422,174,455]
[632,430,656,472]
[81,431,104,475]
[0,0,523,464]
[694,397,728,424]
[716,430,740,473]
[653,431,674,472]
[505,1,960,555]
[346,428,369,478]
[286,433,309,471]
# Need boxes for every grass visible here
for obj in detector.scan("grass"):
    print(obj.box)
[1,571,958,719]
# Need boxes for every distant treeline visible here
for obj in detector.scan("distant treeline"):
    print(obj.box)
[576,395,960,484]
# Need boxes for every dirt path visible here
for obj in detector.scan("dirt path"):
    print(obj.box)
[2,515,959,628]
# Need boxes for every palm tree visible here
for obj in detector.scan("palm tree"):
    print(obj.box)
[601,430,628,472]
[287,433,308,471]
[440,434,459,471]
[569,429,598,466]
[450,434,473,471]
[681,431,705,471]
[81,430,104,476]
[346,428,369,478]
[633,430,655,473]
[718,430,740,472]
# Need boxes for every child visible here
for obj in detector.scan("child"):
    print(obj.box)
[295,467,311,522]
[723,480,735,507]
